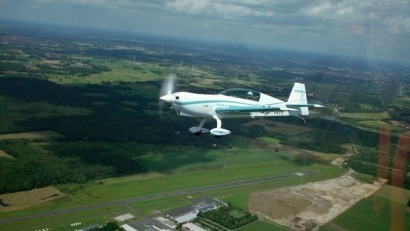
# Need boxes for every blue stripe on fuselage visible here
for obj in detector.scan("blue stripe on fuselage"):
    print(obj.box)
[174,100,254,106]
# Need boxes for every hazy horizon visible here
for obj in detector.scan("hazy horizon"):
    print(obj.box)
[1,1,409,64]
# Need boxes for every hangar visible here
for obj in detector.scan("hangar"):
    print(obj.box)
[123,196,223,230]
[165,196,223,223]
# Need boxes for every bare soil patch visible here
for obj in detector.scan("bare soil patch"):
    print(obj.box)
[0,186,66,212]
[331,154,353,167]
[0,130,64,141]
[248,171,382,230]
[42,59,61,65]
[0,149,14,159]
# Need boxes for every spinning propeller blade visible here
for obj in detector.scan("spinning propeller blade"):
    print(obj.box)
[158,74,177,119]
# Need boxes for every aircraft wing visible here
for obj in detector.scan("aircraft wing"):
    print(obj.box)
[215,106,298,115]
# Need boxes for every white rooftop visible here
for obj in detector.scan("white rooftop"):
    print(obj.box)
[115,213,135,222]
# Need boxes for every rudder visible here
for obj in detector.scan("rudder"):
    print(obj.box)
[287,82,309,115]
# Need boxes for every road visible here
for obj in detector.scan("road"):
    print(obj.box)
[0,169,319,224]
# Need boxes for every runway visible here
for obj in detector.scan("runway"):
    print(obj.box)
[0,169,319,224]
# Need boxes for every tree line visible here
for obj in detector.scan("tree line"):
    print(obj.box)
[197,205,257,230]
[347,145,410,189]
[0,139,146,194]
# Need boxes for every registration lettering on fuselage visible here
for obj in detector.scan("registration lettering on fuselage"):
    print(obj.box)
[216,103,229,107]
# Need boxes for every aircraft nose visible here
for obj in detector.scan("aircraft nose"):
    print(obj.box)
[160,94,174,103]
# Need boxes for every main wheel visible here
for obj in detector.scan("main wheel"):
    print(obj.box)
[194,131,202,136]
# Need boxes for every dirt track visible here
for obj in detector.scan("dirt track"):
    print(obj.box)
[248,171,382,230]
[0,130,64,140]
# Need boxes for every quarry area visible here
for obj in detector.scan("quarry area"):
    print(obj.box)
[248,171,382,230]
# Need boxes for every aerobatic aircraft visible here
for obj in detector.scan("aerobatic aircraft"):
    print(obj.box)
[159,74,323,137]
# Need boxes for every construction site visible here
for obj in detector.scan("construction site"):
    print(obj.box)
[248,171,382,230]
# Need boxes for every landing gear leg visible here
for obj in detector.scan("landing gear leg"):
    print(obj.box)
[198,118,207,130]
[297,115,306,123]
[214,117,222,138]
[195,118,207,136]
[215,117,222,129]
[210,117,230,138]
[189,118,209,136]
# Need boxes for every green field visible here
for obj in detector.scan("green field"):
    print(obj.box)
[0,133,345,231]
[75,159,339,204]
[239,220,289,231]
[2,205,125,231]
[129,195,192,216]
[340,112,390,120]
[0,150,344,230]
[321,185,410,231]
[44,59,170,85]
[356,120,407,133]
[258,136,281,144]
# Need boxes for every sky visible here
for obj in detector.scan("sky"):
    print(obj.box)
[0,0,409,63]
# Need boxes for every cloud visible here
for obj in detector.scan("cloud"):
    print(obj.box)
[166,0,274,20]
[32,0,109,6]
[0,0,408,61]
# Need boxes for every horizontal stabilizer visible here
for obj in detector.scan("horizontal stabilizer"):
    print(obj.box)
[286,104,324,108]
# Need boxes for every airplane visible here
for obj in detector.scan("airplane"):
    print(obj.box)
[159,74,323,137]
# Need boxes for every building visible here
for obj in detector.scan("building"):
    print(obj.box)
[122,196,223,230]
[126,218,172,231]
[166,196,222,223]
[182,222,207,231]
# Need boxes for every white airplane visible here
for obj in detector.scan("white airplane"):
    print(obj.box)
[159,75,323,137]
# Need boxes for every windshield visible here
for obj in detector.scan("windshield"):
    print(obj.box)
[219,88,261,102]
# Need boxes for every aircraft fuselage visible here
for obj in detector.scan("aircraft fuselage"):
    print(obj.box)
[171,92,294,119]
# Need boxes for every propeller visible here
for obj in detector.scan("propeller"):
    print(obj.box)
[159,74,177,119]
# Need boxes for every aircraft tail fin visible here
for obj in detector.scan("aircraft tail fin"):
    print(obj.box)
[287,82,309,115]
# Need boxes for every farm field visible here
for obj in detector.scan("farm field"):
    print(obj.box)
[0,164,344,231]
[0,129,345,216]
[239,220,288,231]
[0,130,64,140]
[0,187,65,212]
[339,112,390,120]
[72,154,343,204]
[0,136,345,229]
[321,185,410,231]
[1,205,126,231]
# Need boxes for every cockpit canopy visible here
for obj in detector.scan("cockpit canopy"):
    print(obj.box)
[218,88,261,102]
